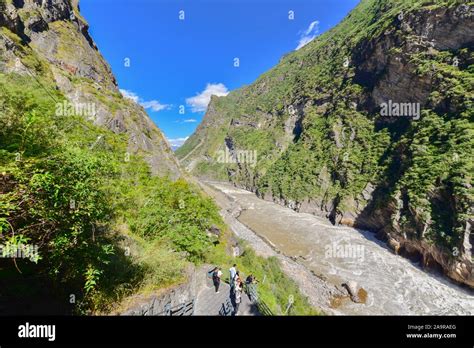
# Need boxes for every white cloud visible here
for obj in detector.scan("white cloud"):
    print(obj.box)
[120,89,170,112]
[296,20,320,50]
[119,89,139,103]
[186,83,229,113]
[167,136,189,149]
[183,119,197,123]
[140,100,169,112]
[305,20,319,36]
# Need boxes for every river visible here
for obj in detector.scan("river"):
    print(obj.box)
[200,181,474,315]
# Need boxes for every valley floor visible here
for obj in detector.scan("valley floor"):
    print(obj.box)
[199,181,474,315]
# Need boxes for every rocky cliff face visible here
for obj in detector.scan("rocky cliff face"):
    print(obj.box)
[0,0,181,178]
[177,0,473,287]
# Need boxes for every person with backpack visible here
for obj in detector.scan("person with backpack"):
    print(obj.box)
[212,267,223,293]
[233,279,243,315]
[245,274,258,302]
[233,271,241,289]
[245,274,258,285]
[229,264,237,292]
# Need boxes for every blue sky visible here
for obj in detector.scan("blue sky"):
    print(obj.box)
[80,0,360,148]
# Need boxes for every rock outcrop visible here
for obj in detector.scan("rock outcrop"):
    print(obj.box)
[118,266,199,316]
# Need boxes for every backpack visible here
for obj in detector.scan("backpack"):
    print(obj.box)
[212,271,219,282]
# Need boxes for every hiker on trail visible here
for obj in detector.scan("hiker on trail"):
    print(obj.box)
[233,271,241,288]
[208,267,217,280]
[212,267,223,293]
[245,274,258,302]
[245,274,258,285]
[229,264,237,290]
[233,279,243,316]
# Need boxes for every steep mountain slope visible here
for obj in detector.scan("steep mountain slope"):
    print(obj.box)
[177,0,474,287]
[0,0,181,178]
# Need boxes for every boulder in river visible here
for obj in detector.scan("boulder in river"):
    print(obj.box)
[342,281,360,303]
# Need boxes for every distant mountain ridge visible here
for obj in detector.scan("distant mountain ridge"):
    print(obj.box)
[177,0,474,287]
